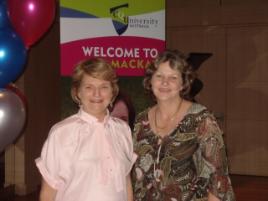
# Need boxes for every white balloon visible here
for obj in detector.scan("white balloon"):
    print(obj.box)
[0,88,26,152]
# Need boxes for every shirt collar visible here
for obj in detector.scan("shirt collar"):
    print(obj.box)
[78,108,110,125]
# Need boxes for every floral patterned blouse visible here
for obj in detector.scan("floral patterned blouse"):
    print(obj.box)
[132,103,235,201]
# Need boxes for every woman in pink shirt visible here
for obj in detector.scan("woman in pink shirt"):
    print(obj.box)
[36,58,137,201]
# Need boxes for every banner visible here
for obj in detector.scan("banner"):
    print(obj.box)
[60,0,165,76]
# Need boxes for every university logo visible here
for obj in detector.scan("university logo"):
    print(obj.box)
[110,3,129,35]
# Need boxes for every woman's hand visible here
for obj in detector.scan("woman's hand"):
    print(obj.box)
[208,192,221,201]
[39,179,57,201]
[126,174,134,201]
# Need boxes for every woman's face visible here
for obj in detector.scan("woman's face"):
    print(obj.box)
[151,61,183,102]
[77,74,113,120]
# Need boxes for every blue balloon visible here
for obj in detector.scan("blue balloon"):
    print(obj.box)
[0,1,10,28]
[0,28,27,88]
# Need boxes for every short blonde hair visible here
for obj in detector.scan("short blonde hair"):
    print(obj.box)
[71,58,119,104]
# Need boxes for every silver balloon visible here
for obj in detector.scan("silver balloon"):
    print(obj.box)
[0,88,26,152]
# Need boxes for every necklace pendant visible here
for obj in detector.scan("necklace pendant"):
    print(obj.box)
[154,99,183,131]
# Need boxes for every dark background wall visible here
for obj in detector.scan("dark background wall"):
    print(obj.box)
[166,0,268,176]
[2,0,268,195]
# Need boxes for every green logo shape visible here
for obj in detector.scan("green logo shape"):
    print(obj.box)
[110,3,129,35]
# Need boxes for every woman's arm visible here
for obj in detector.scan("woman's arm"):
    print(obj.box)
[197,114,235,201]
[126,174,133,201]
[208,192,221,201]
[39,179,57,201]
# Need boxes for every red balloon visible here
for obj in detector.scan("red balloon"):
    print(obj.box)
[6,83,28,107]
[7,0,56,47]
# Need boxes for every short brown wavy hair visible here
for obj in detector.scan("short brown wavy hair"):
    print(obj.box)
[71,58,119,104]
[143,49,196,101]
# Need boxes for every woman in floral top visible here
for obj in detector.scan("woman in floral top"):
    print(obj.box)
[132,50,235,201]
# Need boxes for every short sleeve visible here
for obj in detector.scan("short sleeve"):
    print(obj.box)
[121,122,137,175]
[35,126,64,190]
[195,114,236,201]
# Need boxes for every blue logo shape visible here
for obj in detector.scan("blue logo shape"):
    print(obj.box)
[110,4,129,35]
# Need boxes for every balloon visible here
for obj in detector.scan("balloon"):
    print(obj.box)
[0,88,26,152]
[7,0,56,47]
[6,83,27,107]
[0,1,11,28]
[0,28,27,88]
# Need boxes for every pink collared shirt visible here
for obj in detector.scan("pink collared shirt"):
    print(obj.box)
[36,109,137,201]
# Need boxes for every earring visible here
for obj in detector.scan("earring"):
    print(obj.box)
[75,96,81,106]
